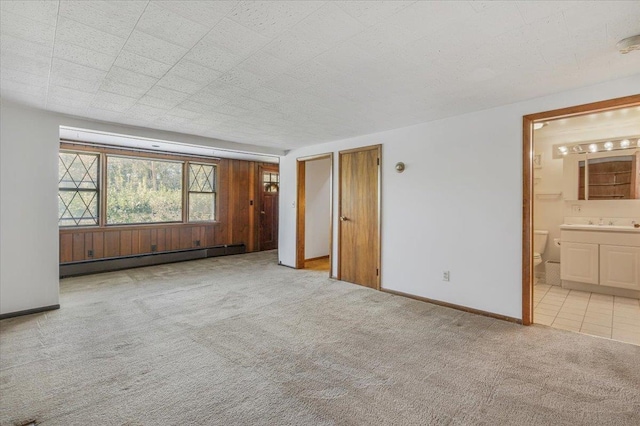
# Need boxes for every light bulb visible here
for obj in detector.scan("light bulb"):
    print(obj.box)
[604,141,613,151]
[589,143,598,153]
[572,145,583,153]
[620,139,630,148]
[558,146,568,154]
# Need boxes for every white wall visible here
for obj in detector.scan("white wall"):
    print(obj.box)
[278,73,640,320]
[304,158,331,259]
[1,102,60,315]
[0,100,285,316]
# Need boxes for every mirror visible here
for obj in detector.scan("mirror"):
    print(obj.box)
[564,149,640,200]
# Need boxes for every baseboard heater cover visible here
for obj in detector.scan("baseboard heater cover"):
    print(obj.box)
[60,244,246,277]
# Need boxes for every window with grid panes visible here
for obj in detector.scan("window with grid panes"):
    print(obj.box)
[58,151,100,227]
[188,163,216,222]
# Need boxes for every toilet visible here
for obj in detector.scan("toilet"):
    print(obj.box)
[533,230,549,268]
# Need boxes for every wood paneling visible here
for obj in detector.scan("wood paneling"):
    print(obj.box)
[72,233,85,262]
[93,232,103,259]
[104,231,120,258]
[60,233,73,263]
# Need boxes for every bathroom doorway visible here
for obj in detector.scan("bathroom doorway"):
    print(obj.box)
[296,153,333,276]
[523,95,640,345]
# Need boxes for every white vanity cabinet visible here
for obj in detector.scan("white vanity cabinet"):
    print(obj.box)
[560,226,640,297]
[561,242,599,284]
[600,245,640,290]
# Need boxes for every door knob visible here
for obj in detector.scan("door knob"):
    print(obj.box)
[340,216,348,221]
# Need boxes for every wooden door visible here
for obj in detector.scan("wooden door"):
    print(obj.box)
[259,166,279,251]
[338,145,380,289]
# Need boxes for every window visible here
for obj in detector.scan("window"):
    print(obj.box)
[188,163,216,222]
[106,156,182,224]
[58,151,100,226]
[263,171,279,193]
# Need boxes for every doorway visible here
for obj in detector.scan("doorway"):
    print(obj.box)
[259,164,279,251]
[338,145,381,289]
[296,153,333,275]
[522,95,640,332]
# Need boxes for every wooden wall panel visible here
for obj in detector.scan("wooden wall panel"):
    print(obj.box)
[60,234,73,263]
[72,233,85,262]
[93,232,104,259]
[104,231,120,258]
[140,229,151,253]
[131,230,140,255]
[231,160,251,245]
[156,229,166,252]
[84,233,93,259]
[120,230,132,256]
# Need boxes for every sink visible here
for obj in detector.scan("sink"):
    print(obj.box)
[560,224,640,233]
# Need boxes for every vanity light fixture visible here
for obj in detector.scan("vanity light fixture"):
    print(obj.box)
[552,134,640,159]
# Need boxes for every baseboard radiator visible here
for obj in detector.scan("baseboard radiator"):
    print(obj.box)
[59,244,246,278]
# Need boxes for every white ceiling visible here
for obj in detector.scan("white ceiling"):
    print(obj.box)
[1,1,639,150]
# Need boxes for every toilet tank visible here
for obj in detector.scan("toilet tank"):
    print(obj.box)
[534,230,549,255]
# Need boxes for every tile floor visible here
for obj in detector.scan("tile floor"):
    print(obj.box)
[534,284,640,345]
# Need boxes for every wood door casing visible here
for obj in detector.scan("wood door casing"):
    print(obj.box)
[259,165,279,251]
[338,145,380,289]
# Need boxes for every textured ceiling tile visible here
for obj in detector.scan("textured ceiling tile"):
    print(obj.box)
[216,68,266,91]
[0,9,56,46]
[91,91,138,111]
[100,79,151,99]
[260,30,331,65]
[105,67,158,90]
[0,79,48,97]
[198,81,249,100]
[243,87,286,104]
[137,94,184,110]
[135,2,209,49]
[201,18,270,58]
[156,74,207,94]
[286,60,341,86]
[180,97,230,112]
[49,72,103,93]
[263,74,312,95]
[336,1,414,26]
[384,1,477,44]
[0,0,59,26]
[516,0,580,24]
[128,103,170,118]
[53,42,116,71]
[166,60,222,85]
[51,58,107,85]
[235,51,293,79]
[227,1,323,38]
[289,2,366,45]
[112,51,173,79]
[48,84,96,102]
[56,16,127,57]
[313,41,376,73]
[153,1,238,27]
[143,85,190,103]
[224,96,270,111]
[58,0,145,38]
[184,40,245,72]
[0,51,51,77]
[0,33,52,58]
[123,30,189,65]
[0,67,49,87]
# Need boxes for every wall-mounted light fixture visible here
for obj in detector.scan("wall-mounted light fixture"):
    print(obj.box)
[395,162,405,173]
[552,135,640,159]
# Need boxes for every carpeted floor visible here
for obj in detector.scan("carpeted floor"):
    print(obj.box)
[1,251,639,425]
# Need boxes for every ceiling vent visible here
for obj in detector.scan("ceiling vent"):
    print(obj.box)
[617,35,640,54]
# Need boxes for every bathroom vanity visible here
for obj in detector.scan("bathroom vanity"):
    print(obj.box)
[560,224,640,298]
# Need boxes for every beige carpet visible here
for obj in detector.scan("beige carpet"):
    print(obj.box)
[1,251,639,425]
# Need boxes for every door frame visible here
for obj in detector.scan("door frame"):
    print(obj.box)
[338,144,382,290]
[258,163,280,251]
[522,94,640,325]
[296,153,334,277]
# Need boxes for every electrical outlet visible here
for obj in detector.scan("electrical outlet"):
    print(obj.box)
[87,249,93,257]
[151,244,157,252]
[195,240,201,247]
[443,271,450,282]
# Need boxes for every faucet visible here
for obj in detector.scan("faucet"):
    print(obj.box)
[609,220,615,226]
[588,219,594,225]
[598,217,604,226]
